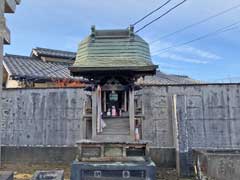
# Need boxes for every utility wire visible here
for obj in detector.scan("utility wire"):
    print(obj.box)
[152,21,240,55]
[150,3,240,44]
[133,0,172,26]
[135,0,188,33]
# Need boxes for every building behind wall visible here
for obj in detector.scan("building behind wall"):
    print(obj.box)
[0,0,21,88]
[3,48,86,88]
[2,46,198,89]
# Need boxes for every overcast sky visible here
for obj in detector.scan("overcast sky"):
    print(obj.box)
[5,0,240,82]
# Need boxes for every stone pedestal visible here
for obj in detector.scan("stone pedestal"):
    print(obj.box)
[76,140,150,162]
[71,161,156,180]
[71,140,156,179]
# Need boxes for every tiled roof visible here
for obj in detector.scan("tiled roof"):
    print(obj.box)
[3,54,82,82]
[32,47,76,60]
[137,71,201,85]
[3,50,199,85]
[70,26,157,74]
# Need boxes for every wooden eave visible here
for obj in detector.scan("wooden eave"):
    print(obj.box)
[4,0,17,13]
[69,65,158,79]
[70,65,157,74]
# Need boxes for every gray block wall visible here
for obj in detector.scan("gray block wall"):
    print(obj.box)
[1,88,85,146]
[142,84,240,149]
[1,84,240,169]
[142,84,240,176]
[142,86,174,148]
[2,85,240,148]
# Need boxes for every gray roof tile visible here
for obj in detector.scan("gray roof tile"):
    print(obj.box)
[3,54,82,82]
[137,71,201,85]
[32,47,76,60]
[3,49,199,85]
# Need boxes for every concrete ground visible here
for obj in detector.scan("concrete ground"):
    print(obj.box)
[0,164,194,180]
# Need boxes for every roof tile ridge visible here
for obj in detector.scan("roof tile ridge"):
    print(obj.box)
[35,47,77,54]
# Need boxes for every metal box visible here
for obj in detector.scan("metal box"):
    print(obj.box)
[71,160,156,180]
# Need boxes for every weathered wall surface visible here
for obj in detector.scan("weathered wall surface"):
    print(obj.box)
[2,84,240,149]
[142,86,174,148]
[1,88,85,146]
[142,84,240,149]
[194,150,240,180]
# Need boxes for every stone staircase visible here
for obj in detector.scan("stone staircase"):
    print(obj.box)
[101,117,130,135]
[92,117,132,141]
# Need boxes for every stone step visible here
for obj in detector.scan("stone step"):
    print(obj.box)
[104,119,129,124]
[101,132,129,135]
[101,118,130,135]
[102,130,129,134]
[93,135,132,142]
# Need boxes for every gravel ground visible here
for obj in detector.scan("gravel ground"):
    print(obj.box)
[0,164,194,180]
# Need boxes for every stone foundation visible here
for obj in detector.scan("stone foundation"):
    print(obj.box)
[1,146,176,168]
[1,146,78,164]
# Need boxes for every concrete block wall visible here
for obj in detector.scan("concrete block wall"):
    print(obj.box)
[142,86,174,148]
[1,88,85,146]
[142,84,240,149]
[142,84,240,176]
[2,85,240,148]
[1,84,240,168]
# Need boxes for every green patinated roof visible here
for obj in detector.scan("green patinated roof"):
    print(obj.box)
[70,26,157,75]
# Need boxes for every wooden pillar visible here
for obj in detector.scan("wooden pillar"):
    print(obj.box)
[96,86,102,133]
[91,89,97,138]
[103,91,106,112]
[124,91,127,112]
[129,87,135,138]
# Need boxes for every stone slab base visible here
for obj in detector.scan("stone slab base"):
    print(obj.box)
[32,170,64,180]
[71,160,156,180]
